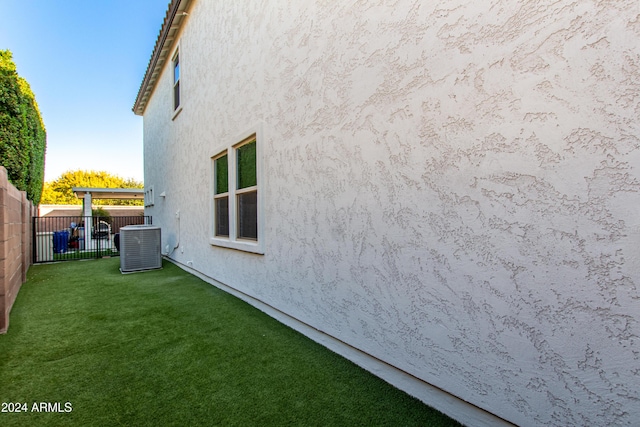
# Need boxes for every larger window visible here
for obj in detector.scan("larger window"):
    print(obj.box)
[236,139,258,240]
[211,125,264,254]
[213,154,229,237]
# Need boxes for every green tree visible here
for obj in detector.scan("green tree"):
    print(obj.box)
[0,50,46,204]
[41,170,144,206]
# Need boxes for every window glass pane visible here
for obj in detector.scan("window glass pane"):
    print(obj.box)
[237,190,257,240]
[174,81,180,110]
[237,139,256,189]
[215,155,228,194]
[174,55,180,83]
[173,53,180,110]
[215,196,229,237]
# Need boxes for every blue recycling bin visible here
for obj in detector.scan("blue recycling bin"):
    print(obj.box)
[53,231,69,254]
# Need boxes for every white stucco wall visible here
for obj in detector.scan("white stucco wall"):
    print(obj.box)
[142,1,640,425]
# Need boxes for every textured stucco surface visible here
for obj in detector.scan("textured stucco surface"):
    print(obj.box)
[142,1,640,425]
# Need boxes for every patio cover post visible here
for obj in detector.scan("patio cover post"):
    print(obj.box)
[82,192,94,250]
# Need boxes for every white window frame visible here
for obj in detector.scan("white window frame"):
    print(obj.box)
[171,47,182,118]
[210,123,264,254]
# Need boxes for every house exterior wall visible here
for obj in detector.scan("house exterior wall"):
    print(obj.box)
[142,1,640,425]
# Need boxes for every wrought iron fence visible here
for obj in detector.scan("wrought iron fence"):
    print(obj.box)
[33,215,152,263]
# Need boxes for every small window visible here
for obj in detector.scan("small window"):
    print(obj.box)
[210,124,264,254]
[144,186,154,207]
[172,51,180,110]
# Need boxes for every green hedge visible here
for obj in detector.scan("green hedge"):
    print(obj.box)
[0,50,46,204]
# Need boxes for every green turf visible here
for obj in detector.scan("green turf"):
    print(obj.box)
[0,258,462,426]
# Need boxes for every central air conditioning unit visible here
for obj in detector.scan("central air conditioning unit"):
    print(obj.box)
[119,225,162,273]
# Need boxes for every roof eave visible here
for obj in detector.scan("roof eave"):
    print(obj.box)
[132,0,193,116]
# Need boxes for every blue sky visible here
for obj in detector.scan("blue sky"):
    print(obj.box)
[0,0,170,183]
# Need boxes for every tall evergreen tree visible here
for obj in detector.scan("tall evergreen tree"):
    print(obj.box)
[0,50,46,204]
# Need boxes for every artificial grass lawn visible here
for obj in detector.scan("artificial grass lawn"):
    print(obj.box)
[0,258,462,427]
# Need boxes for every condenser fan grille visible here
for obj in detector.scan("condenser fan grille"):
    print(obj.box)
[120,225,162,273]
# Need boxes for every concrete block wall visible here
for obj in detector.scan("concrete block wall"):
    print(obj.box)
[0,166,34,333]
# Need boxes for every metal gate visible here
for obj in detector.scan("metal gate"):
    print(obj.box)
[33,215,152,263]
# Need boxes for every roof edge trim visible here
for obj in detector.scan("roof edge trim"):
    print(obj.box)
[132,0,191,116]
